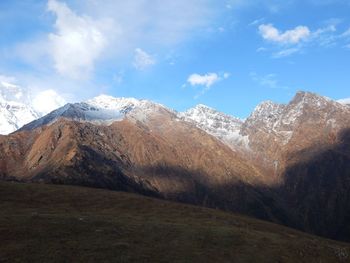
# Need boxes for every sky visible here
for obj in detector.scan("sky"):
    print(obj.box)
[0,0,350,118]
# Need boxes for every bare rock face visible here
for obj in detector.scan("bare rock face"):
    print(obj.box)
[1,91,350,241]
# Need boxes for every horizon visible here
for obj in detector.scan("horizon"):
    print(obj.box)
[1,0,350,118]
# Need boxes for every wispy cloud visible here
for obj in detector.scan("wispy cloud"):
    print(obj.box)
[133,48,156,70]
[226,0,295,13]
[249,18,265,26]
[272,48,300,58]
[250,72,289,90]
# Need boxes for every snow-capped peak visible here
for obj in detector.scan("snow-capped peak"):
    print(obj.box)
[179,104,249,150]
[242,91,350,146]
[0,81,39,135]
[338,98,350,106]
[20,95,172,131]
[86,95,141,110]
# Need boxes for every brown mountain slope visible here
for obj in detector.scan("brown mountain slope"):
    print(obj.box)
[241,92,350,176]
[1,181,349,263]
[238,92,350,241]
[1,92,350,242]
[0,110,289,225]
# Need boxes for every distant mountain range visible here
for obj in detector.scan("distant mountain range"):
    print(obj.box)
[1,88,350,242]
[0,80,40,134]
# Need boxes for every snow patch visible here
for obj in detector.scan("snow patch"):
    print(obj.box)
[179,104,250,150]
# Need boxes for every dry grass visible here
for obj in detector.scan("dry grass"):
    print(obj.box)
[0,181,349,263]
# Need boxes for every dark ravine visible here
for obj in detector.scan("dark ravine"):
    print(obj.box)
[0,91,350,243]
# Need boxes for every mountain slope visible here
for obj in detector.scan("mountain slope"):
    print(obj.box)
[1,181,349,263]
[2,92,350,242]
[1,97,285,224]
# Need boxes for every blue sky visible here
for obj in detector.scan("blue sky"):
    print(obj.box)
[1,0,350,118]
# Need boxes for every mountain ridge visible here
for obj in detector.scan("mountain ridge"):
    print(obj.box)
[2,90,350,242]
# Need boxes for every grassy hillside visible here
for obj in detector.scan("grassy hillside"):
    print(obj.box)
[0,182,349,263]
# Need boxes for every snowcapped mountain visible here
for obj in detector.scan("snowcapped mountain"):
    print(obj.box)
[338,98,350,106]
[0,80,40,135]
[20,95,171,131]
[179,104,249,150]
[14,90,350,161]
[179,91,350,171]
[3,90,350,243]
[242,91,350,146]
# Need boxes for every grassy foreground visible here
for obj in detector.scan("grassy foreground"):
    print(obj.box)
[0,181,349,263]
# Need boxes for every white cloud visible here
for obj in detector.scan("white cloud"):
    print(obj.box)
[0,75,17,84]
[186,72,230,98]
[187,73,220,88]
[133,48,156,70]
[32,89,66,115]
[0,74,66,115]
[257,21,349,57]
[259,24,311,44]
[12,0,217,92]
[47,0,113,79]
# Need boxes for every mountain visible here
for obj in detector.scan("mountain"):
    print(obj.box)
[20,95,171,131]
[240,92,350,172]
[2,95,282,224]
[338,98,350,106]
[179,104,249,151]
[182,91,350,240]
[1,181,349,263]
[0,80,40,134]
[1,91,350,242]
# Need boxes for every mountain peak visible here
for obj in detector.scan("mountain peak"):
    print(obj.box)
[194,104,214,110]
[87,95,141,109]
[179,104,247,150]
[291,91,333,106]
[0,81,40,134]
[338,98,350,105]
[250,100,285,120]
